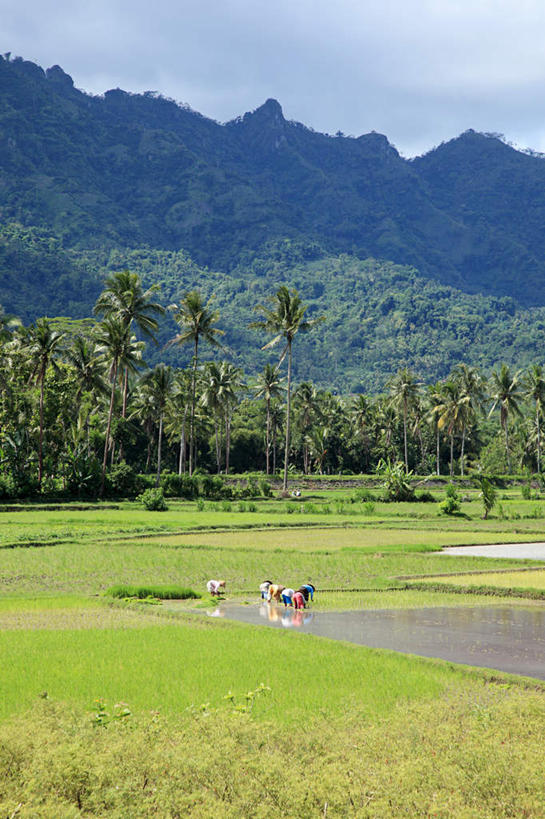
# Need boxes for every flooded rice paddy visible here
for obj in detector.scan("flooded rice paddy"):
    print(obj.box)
[440,542,545,559]
[213,603,545,680]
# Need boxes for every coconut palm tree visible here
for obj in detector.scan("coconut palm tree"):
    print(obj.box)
[200,361,225,473]
[524,364,545,473]
[25,318,65,490]
[164,370,192,475]
[294,382,318,474]
[388,368,421,473]
[350,394,372,474]
[253,364,284,474]
[427,382,444,475]
[251,286,324,491]
[139,364,174,485]
[451,364,485,476]
[95,318,144,496]
[432,380,469,477]
[489,364,523,473]
[94,270,164,417]
[169,292,224,475]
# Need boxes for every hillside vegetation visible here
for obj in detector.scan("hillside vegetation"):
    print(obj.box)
[2,54,545,387]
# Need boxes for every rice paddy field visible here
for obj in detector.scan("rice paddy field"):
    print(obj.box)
[2,486,545,816]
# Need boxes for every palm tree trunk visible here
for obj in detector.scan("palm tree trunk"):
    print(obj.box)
[189,337,198,476]
[449,432,454,477]
[283,340,292,492]
[119,366,129,461]
[100,361,118,497]
[38,366,45,490]
[460,426,466,477]
[504,416,511,473]
[225,411,231,475]
[265,397,271,475]
[403,398,408,474]
[178,405,188,475]
[436,427,440,476]
[155,412,163,487]
[214,416,221,473]
[537,401,541,474]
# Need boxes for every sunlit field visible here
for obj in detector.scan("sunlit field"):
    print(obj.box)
[419,568,545,591]
[3,491,545,816]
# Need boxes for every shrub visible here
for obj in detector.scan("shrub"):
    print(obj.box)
[106,462,139,497]
[220,500,232,512]
[416,491,436,503]
[439,484,461,515]
[196,499,205,511]
[351,487,375,503]
[200,475,231,500]
[259,479,273,498]
[377,460,415,502]
[138,488,168,511]
[247,502,257,512]
[521,483,532,500]
[106,585,200,600]
[363,502,375,515]
[0,473,17,500]
[160,472,200,499]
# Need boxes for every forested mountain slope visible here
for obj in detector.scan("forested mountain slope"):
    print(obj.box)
[2,54,545,389]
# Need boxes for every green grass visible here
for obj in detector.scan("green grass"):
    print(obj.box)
[0,616,457,724]
[2,496,545,815]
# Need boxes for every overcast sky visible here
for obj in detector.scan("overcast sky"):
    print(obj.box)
[3,0,545,156]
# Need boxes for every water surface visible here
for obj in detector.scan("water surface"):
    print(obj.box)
[215,603,545,680]
[440,542,545,560]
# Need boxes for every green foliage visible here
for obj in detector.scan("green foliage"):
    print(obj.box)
[440,484,462,515]
[377,460,415,502]
[106,585,200,600]
[137,488,168,511]
[474,475,498,519]
[160,472,199,499]
[106,462,139,498]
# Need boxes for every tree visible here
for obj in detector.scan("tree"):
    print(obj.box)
[388,368,421,474]
[95,319,143,496]
[94,270,164,417]
[139,364,174,485]
[294,382,318,474]
[26,318,65,489]
[432,380,469,477]
[524,364,545,473]
[489,364,523,473]
[253,364,284,475]
[251,286,324,491]
[169,292,223,476]
[451,364,485,475]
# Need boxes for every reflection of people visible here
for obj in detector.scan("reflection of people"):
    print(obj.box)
[281,609,294,628]
[281,587,295,607]
[260,580,273,600]
[292,610,304,627]
[303,612,314,625]
[206,579,226,596]
[293,590,305,610]
[267,604,281,622]
[207,608,226,618]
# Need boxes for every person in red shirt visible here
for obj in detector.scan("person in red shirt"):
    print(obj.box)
[293,590,305,610]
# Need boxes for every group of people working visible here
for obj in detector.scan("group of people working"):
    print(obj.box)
[259,580,315,609]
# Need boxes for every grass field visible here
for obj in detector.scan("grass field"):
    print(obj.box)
[419,568,545,590]
[2,492,545,815]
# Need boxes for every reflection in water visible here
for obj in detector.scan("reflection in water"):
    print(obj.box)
[206,607,226,618]
[218,605,545,680]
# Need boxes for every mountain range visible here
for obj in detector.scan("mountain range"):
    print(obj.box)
[2,53,545,389]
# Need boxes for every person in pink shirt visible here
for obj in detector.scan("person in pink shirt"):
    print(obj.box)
[292,590,305,610]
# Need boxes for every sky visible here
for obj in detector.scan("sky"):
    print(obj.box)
[3,0,545,157]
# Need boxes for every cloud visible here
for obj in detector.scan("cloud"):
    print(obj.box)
[3,0,545,155]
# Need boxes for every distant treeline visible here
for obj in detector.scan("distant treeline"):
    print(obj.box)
[0,270,543,500]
